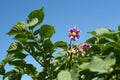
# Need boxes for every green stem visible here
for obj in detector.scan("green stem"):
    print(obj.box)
[69,39,72,49]
[24,49,44,67]
[47,66,53,80]
[26,30,53,79]
[69,39,73,71]
[26,31,45,66]
[31,31,53,79]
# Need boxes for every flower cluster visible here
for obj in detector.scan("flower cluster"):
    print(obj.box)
[66,43,90,57]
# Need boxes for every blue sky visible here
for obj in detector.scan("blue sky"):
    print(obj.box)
[1,0,120,80]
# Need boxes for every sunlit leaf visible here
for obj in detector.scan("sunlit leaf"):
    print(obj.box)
[57,70,72,80]
[95,27,110,35]
[89,53,116,73]
[27,8,44,28]
[27,18,39,27]
[89,56,108,73]
[104,52,116,68]
[79,62,89,71]
[7,42,23,53]
[7,22,27,35]
[1,54,15,65]
[70,66,79,80]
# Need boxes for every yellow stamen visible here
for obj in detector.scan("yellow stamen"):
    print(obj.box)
[72,32,76,36]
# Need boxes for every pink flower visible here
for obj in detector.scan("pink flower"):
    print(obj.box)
[68,26,80,41]
[82,43,90,51]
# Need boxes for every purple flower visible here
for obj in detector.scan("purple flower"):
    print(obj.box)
[68,26,80,41]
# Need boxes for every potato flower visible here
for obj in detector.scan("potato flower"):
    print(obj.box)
[68,26,80,41]
[82,43,90,51]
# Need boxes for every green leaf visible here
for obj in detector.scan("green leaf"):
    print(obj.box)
[14,53,27,59]
[88,27,111,37]
[70,66,79,80]
[118,25,120,31]
[95,27,110,35]
[79,62,89,71]
[104,52,116,68]
[27,18,39,27]
[34,29,40,35]
[0,65,5,75]
[97,38,110,44]
[7,42,23,53]
[27,8,44,28]
[88,44,101,54]
[43,39,54,52]
[89,53,116,73]
[78,57,91,63]
[39,24,55,38]
[14,31,34,42]
[3,70,16,79]
[102,32,118,41]
[2,54,15,65]
[89,56,108,73]
[86,37,97,44]
[7,22,27,35]
[57,70,72,80]
[54,41,67,50]
[3,70,22,80]
[24,64,38,78]
[88,31,96,36]
[55,53,65,59]
[8,60,26,67]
